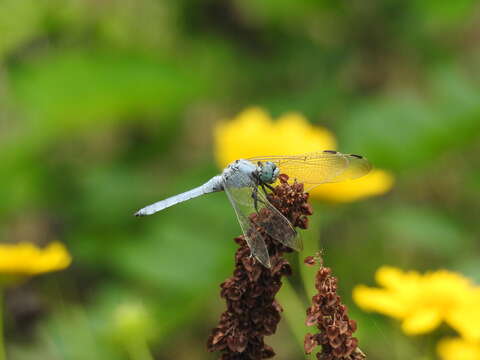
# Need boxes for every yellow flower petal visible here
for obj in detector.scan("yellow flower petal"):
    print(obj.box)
[353,266,479,337]
[214,107,337,169]
[375,266,410,288]
[214,107,277,168]
[402,308,442,334]
[275,112,337,154]
[437,338,480,360]
[213,107,393,203]
[0,241,71,276]
[447,290,480,341]
[353,286,407,318]
[375,266,423,295]
[309,169,394,202]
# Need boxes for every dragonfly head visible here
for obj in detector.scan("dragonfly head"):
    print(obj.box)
[257,161,279,184]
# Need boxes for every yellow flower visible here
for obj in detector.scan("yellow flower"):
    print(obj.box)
[447,289,480,341]
[0,242,71,276]
[214,107,393,202]
[437,338,480,360]
[353,266,477,335]
[309,170,394,202]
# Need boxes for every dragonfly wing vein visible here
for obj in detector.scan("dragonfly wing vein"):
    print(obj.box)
[248,151,371,185]
[223,178,271,268]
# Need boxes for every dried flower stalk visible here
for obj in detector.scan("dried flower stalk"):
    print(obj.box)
[304,256,366,360]
[207,175,313,359]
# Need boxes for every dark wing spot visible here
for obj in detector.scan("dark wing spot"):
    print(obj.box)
[323,150,337,154]
[350,154,363,159]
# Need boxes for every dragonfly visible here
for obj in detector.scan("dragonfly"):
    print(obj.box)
[134,150,372,268]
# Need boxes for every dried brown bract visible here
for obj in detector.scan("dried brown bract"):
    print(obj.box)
[207,175,313,360]
[304,256,366,360]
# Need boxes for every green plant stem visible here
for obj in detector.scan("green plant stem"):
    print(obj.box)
[126,338,154,360]
[277,279,309,354]
[0,288,6,360]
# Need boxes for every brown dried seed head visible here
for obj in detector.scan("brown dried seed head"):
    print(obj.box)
[304,333,319,355]
[208,176,314,359]
[303,252,366,359]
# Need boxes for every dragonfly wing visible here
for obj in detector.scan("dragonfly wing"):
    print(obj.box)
[254,189,301,251]
[223,180,271,268]
[223,171,300,266]
[248,150,372,187]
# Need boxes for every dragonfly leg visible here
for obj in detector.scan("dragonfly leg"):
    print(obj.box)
[251,188,260,212]
[264,183,275,191]
[260,183,275,197]
[255,186,272,212]
[260,184,268,196]
[252,186,268,212]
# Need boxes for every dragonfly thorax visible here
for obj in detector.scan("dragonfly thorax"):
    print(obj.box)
[257,161,279,184]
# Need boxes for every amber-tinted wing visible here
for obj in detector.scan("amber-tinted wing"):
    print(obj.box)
[248,150,372,189]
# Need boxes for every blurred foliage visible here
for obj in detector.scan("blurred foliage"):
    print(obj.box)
[1,0,480,359]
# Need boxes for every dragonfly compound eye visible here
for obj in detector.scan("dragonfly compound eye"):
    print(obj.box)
[259,161,278,184]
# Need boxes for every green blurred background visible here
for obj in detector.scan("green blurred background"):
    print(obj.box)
[1,0,480,359]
